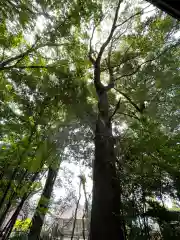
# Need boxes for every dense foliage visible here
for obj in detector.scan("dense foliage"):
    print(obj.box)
[0,0,179,239]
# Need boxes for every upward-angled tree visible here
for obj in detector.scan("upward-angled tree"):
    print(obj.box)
[88,1,125,239]
[0,0,100,238]
[0,0,180,239]
[87,1,180,239]
[28,164,58,240]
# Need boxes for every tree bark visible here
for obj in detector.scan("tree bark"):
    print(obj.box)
[89,62,124,240]
[71,181,81,240]
[1,172,40,239]
[0,127,36,215]
[0,170,29,229]
[2,196,26,240]
[28,167,57,240]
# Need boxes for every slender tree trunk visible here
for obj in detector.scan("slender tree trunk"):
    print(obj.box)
[28,167,57,240]
[82,181,88,218]
[71,181,81,240]
[0,129,35,212]
[2,196,26,240]
[0,99,48,215]
[89,61,124,240]
[0,200,13,232]
[82,179,89,239]
[0,170,29,229]
[142,191,150,240]
[82,212,86,240]
[1,172,40,239]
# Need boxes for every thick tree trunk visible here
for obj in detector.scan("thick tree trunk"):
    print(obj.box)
[90,120,124,240]
[90,62,124,240]
[28,167,57,240]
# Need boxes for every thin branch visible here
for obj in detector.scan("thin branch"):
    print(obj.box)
[115,4,152,29]
[102,5,155,83]
[106,39,114,83]
[115,40,180,81]
[14,54,27,66]
[88,13,105,64]
[114,88,141,113]
[0,39,39,69]
[0,40,65,71]
[104,8,145,90]
[101,43,137,74]
[1,47,6,62]
[38,42,66,48]
[89,25,97,64]
[112,21,131,43]
[105,23,130,90]
[115,65,141,81]
[116,42,134,65]
[109,98,121,121]
[117,111,140,120]
[7,0,54,21]
[1,65,54,70]
[96,0,122,63]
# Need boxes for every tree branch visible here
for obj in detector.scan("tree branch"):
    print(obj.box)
[109,98,121,121]
[117,111,140,120]
[114,88,141,113]
[115,40,180,81]
[88,13,105,65]
[91,3,152,66]
[115,42,134,66]
[0,39,65,71]
[112,20,131,44]
[115,4,152,29]
[1,65,53,70]
[96,0,122,63]
[88,24,97,64]
[106,39,114,84]
[0,40,39,69]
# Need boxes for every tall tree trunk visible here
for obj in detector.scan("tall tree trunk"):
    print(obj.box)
[0,199,13,231]
[0,170,28,229]
[2,196,26,240]
[0,99,48,219]
[88,1,125,238]
[90,61,124,240]
[28,167,57,240]
[71,180,81,240]
[1,172,40,239]
[0,129,35,212]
